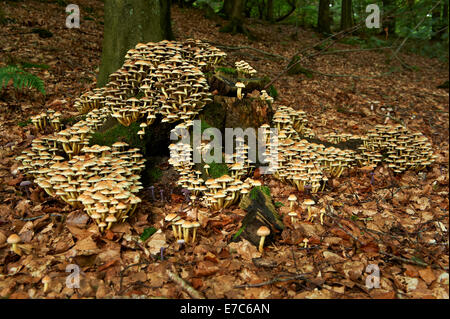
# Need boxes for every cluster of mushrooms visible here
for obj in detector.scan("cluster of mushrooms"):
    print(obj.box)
[31,109,63,132]
[74,39,223,130]
[16,39,227,232]
[322,132,354,144]
[356,124,437,173]
[169,124,256,211]
[269,105,356,193]
[235,60,257,78]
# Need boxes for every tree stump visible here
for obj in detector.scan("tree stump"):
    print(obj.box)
[232,186,284,246]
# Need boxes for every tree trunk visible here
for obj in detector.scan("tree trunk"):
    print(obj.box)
[266,0,274,22]
[431,1,445,40]
[318,0,331,34]
[97,0,173,87]
[221,0,235,19]
[220,0,248,35]
[382,0,396,35]
[340,0,354,31]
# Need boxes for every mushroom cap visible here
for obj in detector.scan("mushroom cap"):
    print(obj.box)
[304,199,315,206]
[42,275,51,284]
[165,213,178,222]
[257,226,270,237]
[7,234,21,244]
[288,211,297,217]
[235,82,245,88]
[288,194,297,201]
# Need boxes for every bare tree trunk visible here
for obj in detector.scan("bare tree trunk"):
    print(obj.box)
[220,0,248,35]
[431,1,446,40]
[97,0,173,87]
[266,0,274,22]
[382,0,396,35]
[340,0,354,31]
[221,0,235,18]
[318,0,331,34]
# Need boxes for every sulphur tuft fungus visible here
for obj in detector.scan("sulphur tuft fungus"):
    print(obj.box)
[42,275,51,293]
[288,194,297,210]
[235,82,245,100]
[304,199,315,221]
[256,225,270,254]
[7,234,22,256]
[288,211,298,224]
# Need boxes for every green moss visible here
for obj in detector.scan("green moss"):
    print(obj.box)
[268,85,278,98]
[18,118,31,127]
[147,166,162,183]
[208,161,229,178]
[90,120,146,152]
[199,102,224,130]
[200,119,212,133]
[216,67,237,76]
[61,115,85,127]
[250,186,271,200]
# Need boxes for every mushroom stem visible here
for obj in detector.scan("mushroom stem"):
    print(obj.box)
[258,235,266,253]
[192,228,197,243]
[237,87,243,100]
[171,224,178,239]
[11,243,22,256]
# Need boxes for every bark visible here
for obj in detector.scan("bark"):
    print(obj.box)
[431,1,447,40]
[340,0,354,31]
[234,187,284,247]
[97,0,173,87]
[382,0,396,35]
[275,0,297,22]
[318,0,331,34]
[266,0,274,22]
[221,0,235,19]
[220,0,248,35]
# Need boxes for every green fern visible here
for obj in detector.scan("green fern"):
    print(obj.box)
[0,65,46,95]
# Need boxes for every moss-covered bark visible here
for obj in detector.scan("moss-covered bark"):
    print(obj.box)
[97,0,173,87]
[232,187,284,246]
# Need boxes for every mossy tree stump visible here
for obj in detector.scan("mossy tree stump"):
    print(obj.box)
[232,186,284,246]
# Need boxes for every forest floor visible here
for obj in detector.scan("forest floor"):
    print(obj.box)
[0,0,448,299]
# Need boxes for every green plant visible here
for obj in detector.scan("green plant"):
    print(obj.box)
[250,185,271,200]
[0,65,46,94]
[18,119,32,127]
[215,66,237,76]
[274,201,284,208]
[140,227,157,242]
[208,161,229,178]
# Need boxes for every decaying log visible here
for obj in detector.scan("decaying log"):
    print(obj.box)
[232,187,284,246]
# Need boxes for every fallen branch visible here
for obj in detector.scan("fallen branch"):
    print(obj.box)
[208,42,287,60]
[167,269,206,299]
[234,273,309,288]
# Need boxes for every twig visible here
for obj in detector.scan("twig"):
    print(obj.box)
[16,213,63,221]
[167,269,205,299]
[319,47,392,56]
[211,43,287,60]
[379,251,429,268]
[234,273,308,288]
